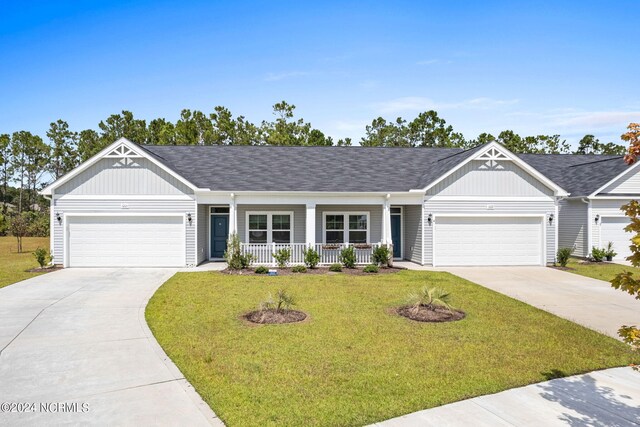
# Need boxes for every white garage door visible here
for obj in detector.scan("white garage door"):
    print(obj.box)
[68,216,185,267]
[435,217,543,266]
[600,217,632,261]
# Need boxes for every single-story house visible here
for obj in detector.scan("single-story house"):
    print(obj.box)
[520,154,638,262]
[39,137,635,268]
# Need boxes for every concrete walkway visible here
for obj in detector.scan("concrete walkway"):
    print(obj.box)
[0,268,223,426]
[371,367,640,426]
[396,262,640,339]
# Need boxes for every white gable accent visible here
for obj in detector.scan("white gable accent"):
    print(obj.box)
[420,142,569,197]
[41,138,205,195]
[592,161,640,196]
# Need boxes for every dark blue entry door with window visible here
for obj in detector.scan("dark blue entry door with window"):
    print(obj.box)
[391,215,401,258]
[211,215,229,258]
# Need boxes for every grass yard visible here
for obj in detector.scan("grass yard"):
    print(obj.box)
[565,257,640,282]
[147,271,637,427]
[0,236,50,289]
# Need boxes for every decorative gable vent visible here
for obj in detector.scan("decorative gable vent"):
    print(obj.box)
[477,147,510,170]
[104,144,143,166]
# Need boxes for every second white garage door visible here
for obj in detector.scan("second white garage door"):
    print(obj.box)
[600,217,632,261]
[67,216,185,267]
[434,216,543,266]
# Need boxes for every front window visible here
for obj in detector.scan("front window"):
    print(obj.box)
[324,213,368,244]
[247,212,292,243]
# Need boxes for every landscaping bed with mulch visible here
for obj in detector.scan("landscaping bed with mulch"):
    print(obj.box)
[396,305,466,322]
[223,266,405,276]
[244,309,307,324]
[26,265,64,273]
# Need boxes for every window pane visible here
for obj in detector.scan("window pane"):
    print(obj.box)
[326,231,344,244]
[326,215,344,230]
[249,215,267,230]
[212,207,230,213]
[272,214,291,230]
[272,231,290,243]
[349,215,367,230]
[390,207,401,214]
[249,230,267,243]
[349,230,367,243]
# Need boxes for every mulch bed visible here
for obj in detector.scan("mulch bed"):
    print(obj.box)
[223,266,405,276]
[26,266,63,273]
[244,309,307,324]
[396,305,465,323]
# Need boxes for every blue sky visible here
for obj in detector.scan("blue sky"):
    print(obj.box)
[1,1,638,147]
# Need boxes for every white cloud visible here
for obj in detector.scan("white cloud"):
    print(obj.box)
[550,111,640,129]
[264,71,311,82]
[373,96,519,114]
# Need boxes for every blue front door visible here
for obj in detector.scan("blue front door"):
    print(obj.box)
[391,215,401,259]
[211,215,229,258]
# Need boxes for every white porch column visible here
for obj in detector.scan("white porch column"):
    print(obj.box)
[229,193,237,234]
[305,203,316,246]
[383,194,392,244]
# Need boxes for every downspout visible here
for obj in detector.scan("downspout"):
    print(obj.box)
[581,198,592,257]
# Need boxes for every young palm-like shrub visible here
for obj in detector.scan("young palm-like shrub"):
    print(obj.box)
[556,247,574,267]
[371,245,391,267]
[339,246,356,268]
[303,246,320,269]
[261,289,296,313]
[272,248,291,268]
[605,241,618,261]
[407,286,453,313]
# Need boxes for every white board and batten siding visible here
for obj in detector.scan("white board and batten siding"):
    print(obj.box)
[558,198,589,257]
[424,159,556,266]
[53,157,197,267]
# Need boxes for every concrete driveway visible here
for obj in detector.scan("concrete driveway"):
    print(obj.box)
[442,266,640,339]
[0,268,222,426]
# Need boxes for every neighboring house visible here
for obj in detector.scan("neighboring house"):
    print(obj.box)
[521,154,637,261]
[41,138,578,268]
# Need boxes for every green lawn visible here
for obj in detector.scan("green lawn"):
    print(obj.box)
[146,271,637,427]
[565,257,640,282]
[0,236,50,289]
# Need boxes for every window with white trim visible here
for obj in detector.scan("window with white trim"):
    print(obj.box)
[324,212,369,244]
[247,212,293,243]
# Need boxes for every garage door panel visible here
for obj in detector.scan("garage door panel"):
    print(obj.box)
[600,217,632,261]
[68,216,185,267]
[435,217,543,266]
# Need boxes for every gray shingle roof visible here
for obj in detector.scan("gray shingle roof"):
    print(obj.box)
[517,153,631,196]
[140,145,469,192]
[139,144,632,195]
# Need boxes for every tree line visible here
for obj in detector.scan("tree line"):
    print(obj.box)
[0,100,627,220]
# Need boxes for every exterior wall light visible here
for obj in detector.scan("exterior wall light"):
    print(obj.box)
[548,213,554,225]
[55,211,63,224]
[594,214,600,224]
[427,213,433,225]
[186,213,192,225]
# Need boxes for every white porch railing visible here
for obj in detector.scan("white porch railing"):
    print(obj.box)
[240,243,386,266]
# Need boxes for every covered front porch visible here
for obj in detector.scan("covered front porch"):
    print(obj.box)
[196,199,421,266]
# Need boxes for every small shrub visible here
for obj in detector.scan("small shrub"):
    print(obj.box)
[363,264,379,273]
[272,248,291,268]
[291,265,307,273]
[255,265,269,274]
[371,245,391,267]
[605,241,617,260]
[339,246,356,268]
[225,233,254,270]
[591,247,606,262]
[329,263,342,272]
[260,289,296,313]
[556,247,574,267]
[33,247,49,268]
[303,246,320,269]
[407,286,453,313]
